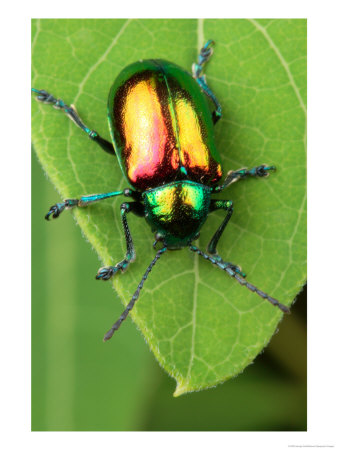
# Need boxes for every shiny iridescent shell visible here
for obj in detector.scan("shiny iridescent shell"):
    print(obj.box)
[108,59,223,191]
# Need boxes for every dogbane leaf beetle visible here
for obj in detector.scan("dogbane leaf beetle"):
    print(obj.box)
[32,40,290,342]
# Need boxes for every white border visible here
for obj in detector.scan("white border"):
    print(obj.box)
[2,0,338,448]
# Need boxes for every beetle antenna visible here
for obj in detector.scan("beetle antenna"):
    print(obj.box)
[103,247,168,341]
[190,245,290,314]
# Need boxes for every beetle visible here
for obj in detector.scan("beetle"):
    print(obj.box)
[32,40,290,341]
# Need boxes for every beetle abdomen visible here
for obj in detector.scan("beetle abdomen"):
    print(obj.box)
[108,60,223,190]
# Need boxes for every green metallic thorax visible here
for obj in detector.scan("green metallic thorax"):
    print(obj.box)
[143,181,211,249]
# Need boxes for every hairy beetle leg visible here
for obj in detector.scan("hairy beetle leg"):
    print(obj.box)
[214,165,276,193]
[44,190,137,221]
[212,256,246,278]
[96,201,143,281]
[192,40,222,124]
[32,88,115,156]
[206,200,246,276]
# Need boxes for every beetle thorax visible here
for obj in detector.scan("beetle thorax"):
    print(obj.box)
[143,181,211,249]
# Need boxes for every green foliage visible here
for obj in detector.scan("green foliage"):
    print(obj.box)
[32,19,306,395]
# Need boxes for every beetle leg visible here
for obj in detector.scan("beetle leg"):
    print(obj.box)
[213,165,276,193]
[206,200,245,277]
[190,245,290,314]
[44,189,138,220]
[96,201,145,281]
[32,88,115,156]
[192,40,222,124]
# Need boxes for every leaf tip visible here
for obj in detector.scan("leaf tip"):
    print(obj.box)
[173,382,191,397]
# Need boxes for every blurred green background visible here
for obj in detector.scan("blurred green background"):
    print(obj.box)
[32,18,306,431]
[32,152,306,431]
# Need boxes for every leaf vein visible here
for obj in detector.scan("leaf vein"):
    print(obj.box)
[72,19,131,104]
[248,19,306,116]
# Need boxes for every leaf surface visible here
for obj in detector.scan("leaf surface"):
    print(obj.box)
[32,19,306,395]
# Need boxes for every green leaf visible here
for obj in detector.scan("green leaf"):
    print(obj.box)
[32,19,306,396]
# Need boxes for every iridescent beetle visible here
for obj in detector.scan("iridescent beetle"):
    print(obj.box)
[32,41,290,341]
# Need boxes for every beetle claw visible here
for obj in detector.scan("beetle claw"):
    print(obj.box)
[45,203,65,220]
[96,262,128,281]
[96,267,115,281]
[257,165,276,177]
